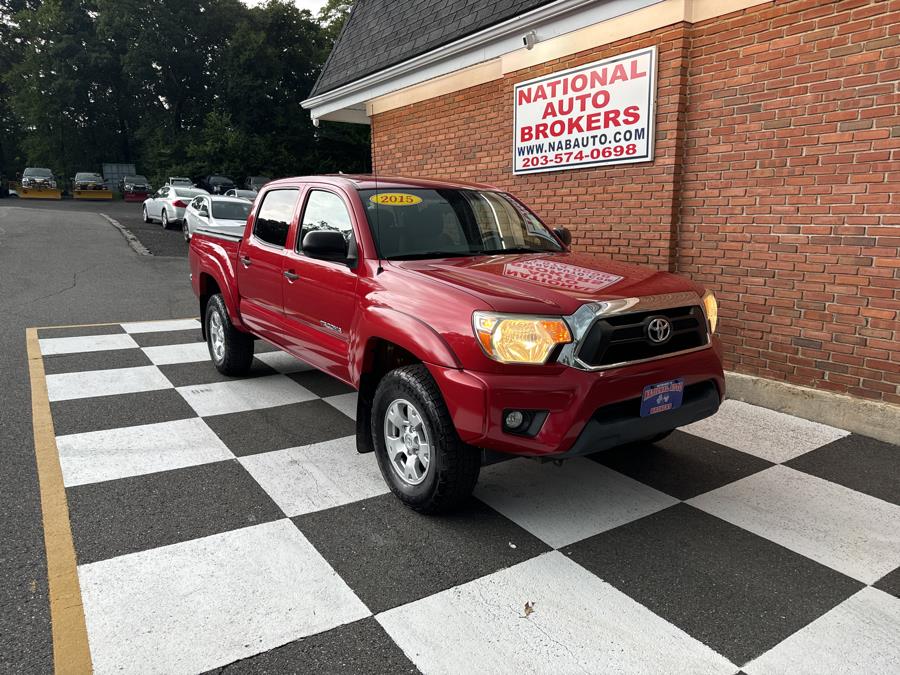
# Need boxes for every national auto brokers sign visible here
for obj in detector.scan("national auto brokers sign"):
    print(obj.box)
[513,46,657,174]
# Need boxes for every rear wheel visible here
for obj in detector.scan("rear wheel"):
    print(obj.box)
[161,209,170,229]
[205,294,253,376]
[372,365,480,514]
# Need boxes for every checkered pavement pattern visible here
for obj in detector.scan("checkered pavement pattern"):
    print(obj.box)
[37,319,900,674]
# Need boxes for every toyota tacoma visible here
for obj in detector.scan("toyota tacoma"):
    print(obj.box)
[189,175,724,512]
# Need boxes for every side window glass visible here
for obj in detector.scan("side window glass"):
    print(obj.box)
[253,189,298,248]
[299,190,354,251]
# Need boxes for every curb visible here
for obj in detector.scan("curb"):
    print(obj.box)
[100,213,151,256]
[725,371,900,445]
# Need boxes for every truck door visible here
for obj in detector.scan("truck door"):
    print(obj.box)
[281,187,358,381]
[236,187,300,343]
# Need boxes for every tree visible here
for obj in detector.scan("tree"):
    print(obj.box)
[0,0,370,184]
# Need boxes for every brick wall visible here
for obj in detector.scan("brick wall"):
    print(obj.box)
[370,0,900,404]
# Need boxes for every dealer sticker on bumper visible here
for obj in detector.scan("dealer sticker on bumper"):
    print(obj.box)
[640,378,685,417]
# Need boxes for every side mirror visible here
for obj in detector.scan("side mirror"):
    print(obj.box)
[198,209,209,218]
[553,227,572,246]
[302,230,349,262]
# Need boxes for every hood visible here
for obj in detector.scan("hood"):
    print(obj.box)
[389,252,704,315]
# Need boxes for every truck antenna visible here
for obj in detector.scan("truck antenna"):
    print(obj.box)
[372,134,384,275]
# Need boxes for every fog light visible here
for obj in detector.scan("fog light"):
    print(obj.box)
[505,411,525,429]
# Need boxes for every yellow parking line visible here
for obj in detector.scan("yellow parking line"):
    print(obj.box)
[26,328,93,674]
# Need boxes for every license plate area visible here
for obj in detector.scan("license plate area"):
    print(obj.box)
[640,378,684,417]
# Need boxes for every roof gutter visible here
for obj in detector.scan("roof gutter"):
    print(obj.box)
[301,0,605,116]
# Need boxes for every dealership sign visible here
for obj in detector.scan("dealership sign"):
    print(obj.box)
[513,46,656,174]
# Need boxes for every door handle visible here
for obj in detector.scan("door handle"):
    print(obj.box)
[239,255,252,267]
[283,270,299,281]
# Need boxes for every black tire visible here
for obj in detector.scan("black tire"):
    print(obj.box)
[205,294,253,376]
[372,365,480,514]
[161,209,170,229]
[142,205,150,223]
[183,220,190,242]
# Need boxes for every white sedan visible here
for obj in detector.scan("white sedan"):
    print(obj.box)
[182,195,252,242]
[142,186,208,229]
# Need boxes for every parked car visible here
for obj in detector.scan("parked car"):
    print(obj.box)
[120,174,152,202]
[21,167,58,189]
[245,175,271,191]
[142,185,208,229]
[198,175,236,195]
[120,174,151,192]
[166,176,194,187]
[183,195,252,242]
[72,172,107,190]
[189,175,724,513]
[224,188,257,201]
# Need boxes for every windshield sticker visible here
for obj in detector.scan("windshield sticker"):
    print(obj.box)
[503,259,623,293]
[370,193,423,206]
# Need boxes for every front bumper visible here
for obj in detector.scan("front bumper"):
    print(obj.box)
[427,339,725,458]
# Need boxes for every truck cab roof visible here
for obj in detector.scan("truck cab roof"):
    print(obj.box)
[262,174,501,193]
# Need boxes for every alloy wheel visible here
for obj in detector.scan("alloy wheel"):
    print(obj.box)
[209,309,225,363]
[383,398,432,486]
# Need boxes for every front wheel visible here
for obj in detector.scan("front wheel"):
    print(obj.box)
[161,209,169,229]
[183,219,190,242]
[372,365,480,514]
[142,206,150,223]
[205,294,253,376]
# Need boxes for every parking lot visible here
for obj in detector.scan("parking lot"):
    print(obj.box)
[3,199,900,673]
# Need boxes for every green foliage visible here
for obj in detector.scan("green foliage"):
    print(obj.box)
[0,0,368,183]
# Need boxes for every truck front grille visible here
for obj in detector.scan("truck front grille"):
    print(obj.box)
[576,305,709,369]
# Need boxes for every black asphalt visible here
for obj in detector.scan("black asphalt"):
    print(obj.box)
[0,198,194,671]
[5,196,190,258]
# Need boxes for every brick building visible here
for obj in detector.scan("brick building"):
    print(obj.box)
[304,0,900,408]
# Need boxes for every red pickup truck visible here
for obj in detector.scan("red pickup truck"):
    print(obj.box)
[190,175,724,512]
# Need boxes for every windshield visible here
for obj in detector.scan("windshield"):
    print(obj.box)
[212,201,251,221]
[75,173,102,180]
[25,168,53,177]
[126,175,148,183]
[360,188,563,260]
[210,176,232,184]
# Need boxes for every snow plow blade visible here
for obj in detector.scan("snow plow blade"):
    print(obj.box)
[73,189,113,200]
[18,187,62,200]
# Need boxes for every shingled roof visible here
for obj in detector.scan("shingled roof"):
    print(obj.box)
[310,0,560,97]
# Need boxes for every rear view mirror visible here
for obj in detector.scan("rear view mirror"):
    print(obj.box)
[553,227,572,246]
[302,230,349,262]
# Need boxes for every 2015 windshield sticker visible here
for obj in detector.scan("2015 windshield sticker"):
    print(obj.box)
[370,193,423,206]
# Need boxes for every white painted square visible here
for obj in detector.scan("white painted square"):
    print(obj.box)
[681,400,849,463]
[39,333,138,356]
[177,375,316,417]
[46,366,171,402]
[240,437,388,516]
[57,418,233,487]
[255,349,313,374]
[121,318,201,334]
[378,551,736,675]
[689,465,900,584]
[475,458,678,549]
[79,519,370,675]
[323,392,357,420]
[142,342,210,366]
[745,587,900,675]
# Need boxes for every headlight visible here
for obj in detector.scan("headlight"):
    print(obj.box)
[702,290,718,333]
[473,312,572,364]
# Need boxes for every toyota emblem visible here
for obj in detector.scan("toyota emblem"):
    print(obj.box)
[647,317,672,344]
